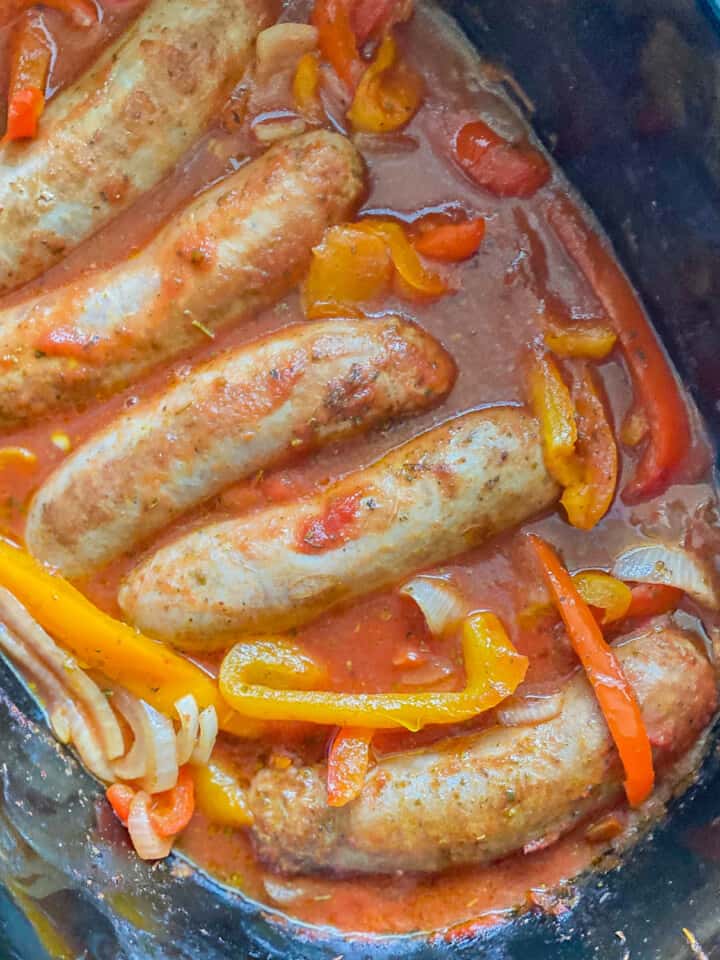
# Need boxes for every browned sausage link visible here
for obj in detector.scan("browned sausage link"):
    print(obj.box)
[248,624,717,874]
[0,131,363,427]
[26,317,455,577]
[118,407,560,646]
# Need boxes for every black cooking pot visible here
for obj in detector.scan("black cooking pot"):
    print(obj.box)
[2,2,720,957]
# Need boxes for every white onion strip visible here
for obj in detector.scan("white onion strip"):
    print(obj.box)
[111,687,178,793]
[399,576,466,637]
[174,694,200,766]
[127,791,173,860]
[496,691,564,727]
[612,544,718,610]
[191,706,218,765]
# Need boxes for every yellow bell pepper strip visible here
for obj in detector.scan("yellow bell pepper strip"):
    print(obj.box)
[572,571,632,624]
[219,612,527,730]
[528,534,654,807]
[326,727,373,806]
[356,219,449,298]
[527,348,581,488]
[347,33,423,134]
[193,757,253,827]
[547,194,690,503]
[5,11,51,142]
[224,637,330,690]
[544,320,617,360]
[312,0,362,93]
[293,51,322,117]
[302,223,392,318]
[560,364,618,530]
[0,539,260,738]
[0,446,37,468]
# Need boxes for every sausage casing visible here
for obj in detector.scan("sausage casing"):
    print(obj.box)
[0,0,270,293]
[118,406,560,644]
[249,623,717,874]
[0,131,363,427]
[26,317,455,577]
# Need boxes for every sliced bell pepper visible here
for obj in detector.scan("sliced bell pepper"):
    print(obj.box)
[528,534,654,807]
[573,570,632,624]
[625,582,683,620]
[312,0,362,92]
[0,539,260,738]
[412,216,486,262]
[546,194,690,502]
[527,349,581,488]
[149,766,195,837]
[303,223,392,318]
[559,364,618,531]
[107,782,135,826]
[544,320,617,360]
[356,219,449,297]
[293,51,321,117]
[0,446,37,468]
[193,757,253,827]
[351,0,413,44]
[5,11,51,142]
[221,637,330,690]
[347,32,423,134]
[455,119,550,198]
[218,612,527,730]
[41,0,97,27]
[326,727,373,806]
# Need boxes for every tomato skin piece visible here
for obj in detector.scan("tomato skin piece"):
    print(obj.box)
[455,120,550,198]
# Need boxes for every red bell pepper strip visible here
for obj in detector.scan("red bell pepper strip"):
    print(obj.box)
[106,783,135,826]
[4,11,52,142]
[528,534,654,807]
[149,766,196,837]
[351,0,413,44]
[413,217,486,262]
[546,194,690,503]
[625,583,683,620]
[455,119,550,198]
[312,0,362,92]
[326,726,373,806]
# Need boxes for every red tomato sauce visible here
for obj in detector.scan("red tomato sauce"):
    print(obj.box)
[0,0,716,938]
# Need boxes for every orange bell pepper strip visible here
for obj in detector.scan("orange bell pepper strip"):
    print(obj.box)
[312,0,362,92]
[560,364,618,531]
[527,348,580,488]
[546,194,690,503]
[149,766,196,837]
[573,571,632,624]
[357,219,449,297]
[347,32,423,134]
[293,51,321,117]
[544,320,617,360]
[326,727,373,806]
[219,613,527,730]
[193,757,253,827]
[528,534,654,807]
[302,223,392,318]
[455,119,550,198]
[413,216,486,262]
[625,583,683,620]
[0,538,261,738]
[106,783,135,826]
[5,11,51,142]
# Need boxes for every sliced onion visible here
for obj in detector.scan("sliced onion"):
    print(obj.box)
[174,694,200,766]
[496,692,564,727]
[612,544,719,610]
[50,703,72,744]
[191,706,218,765]
[0,621,70,712]
[0,589,124,759]
[255,22,318,81]
[399,576,466,637]
[111,687,178,793]
[64,700,115,782]
[127,791,173,860]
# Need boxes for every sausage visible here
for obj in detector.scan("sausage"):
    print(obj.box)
[0,0,271,294]
[26,317,455,577]
[0,131,363,427]
[248,623,717,874]
[118,406,560,645]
